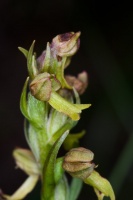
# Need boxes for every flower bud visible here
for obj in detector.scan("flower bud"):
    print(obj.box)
[51,32,81,57]
[65,71,88,95]
[63,147,95,180]
[30,72,61,101]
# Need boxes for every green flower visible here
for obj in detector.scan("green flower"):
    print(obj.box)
[63,147,115,200]
[1,148,40,200]
[19,32,90,121]
[63,147,95,180]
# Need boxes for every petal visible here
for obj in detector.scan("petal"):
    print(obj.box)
[2,175,39,200]
[13,148,40,176]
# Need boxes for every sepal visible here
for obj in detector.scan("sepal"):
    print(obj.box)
[2,175,39,200]
[1,148,40,200]
[84,170,115,200]
[18,47,28,58]
[63,130,85,150]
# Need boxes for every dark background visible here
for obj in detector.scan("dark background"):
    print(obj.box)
[0,0,133,199]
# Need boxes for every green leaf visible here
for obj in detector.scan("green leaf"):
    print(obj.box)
[84,170,115,200]
[41,130,69,200]
[69,178,83,200]
[18,47,28,58]
[20,77,30,120]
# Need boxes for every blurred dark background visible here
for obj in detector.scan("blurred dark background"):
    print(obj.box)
[0,0,133,199]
